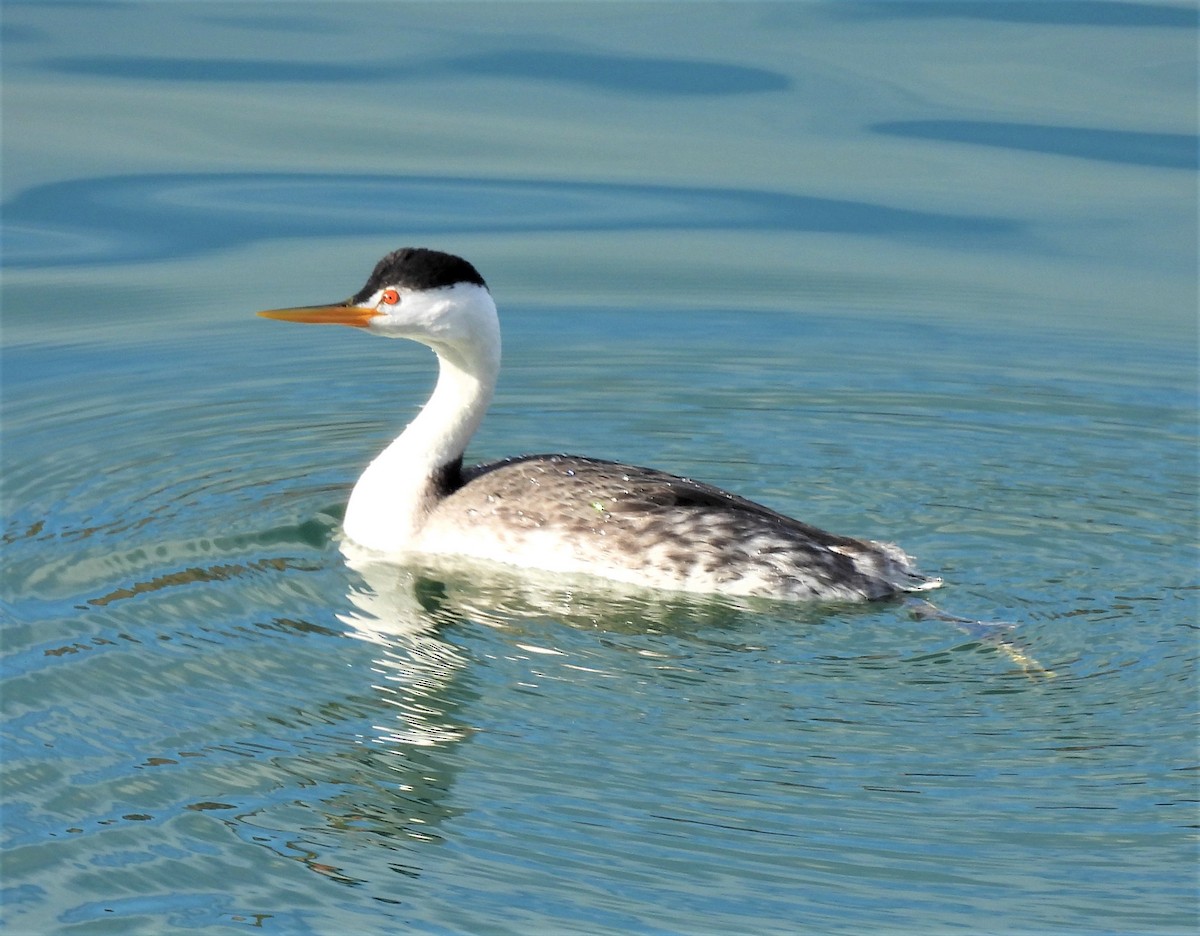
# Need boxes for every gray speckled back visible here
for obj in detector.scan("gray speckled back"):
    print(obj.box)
[417,454,936,601]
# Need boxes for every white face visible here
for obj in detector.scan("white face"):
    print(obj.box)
[259,272,499,375]
[363,281,501,363]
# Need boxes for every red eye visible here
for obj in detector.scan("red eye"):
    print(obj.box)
[381,288,400,305]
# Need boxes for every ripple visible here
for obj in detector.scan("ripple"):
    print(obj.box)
[874,119,1199,170]
[836,1,1198,28]
[2,172,1024,268]
[41,48,788,96]
[443,49,789,95]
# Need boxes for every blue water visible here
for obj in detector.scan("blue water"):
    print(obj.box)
[3,3,1197,934]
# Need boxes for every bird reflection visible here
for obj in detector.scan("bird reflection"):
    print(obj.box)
[263,551,1050,891]
[339,558,476,748]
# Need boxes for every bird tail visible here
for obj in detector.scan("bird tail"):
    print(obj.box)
[869,541,944,595]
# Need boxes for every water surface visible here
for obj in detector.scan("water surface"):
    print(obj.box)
[2,3,1197,934]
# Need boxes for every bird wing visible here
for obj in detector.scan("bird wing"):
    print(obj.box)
[456,453,862,551]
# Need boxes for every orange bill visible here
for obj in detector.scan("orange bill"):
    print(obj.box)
[257,302,379,328]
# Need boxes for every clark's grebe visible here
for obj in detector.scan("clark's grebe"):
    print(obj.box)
[259,247,940,602]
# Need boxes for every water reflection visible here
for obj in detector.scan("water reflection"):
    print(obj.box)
[209,558,481,889]
[42,49,789,96]
[339,559,472,749]
[442,49,788,95]
[836,1,1197,28]
[344,541,807,636]
[3,172,1023,268]
[267,552,781,892]
[873,119,1198,170]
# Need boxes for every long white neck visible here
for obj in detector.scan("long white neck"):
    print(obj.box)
[342,295,500,554]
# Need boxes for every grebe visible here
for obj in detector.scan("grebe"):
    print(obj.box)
[259,248,940,602]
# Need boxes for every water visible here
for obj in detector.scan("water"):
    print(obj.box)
[2,2,1197,933]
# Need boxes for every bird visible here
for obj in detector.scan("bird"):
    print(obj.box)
[258,247,941,602]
